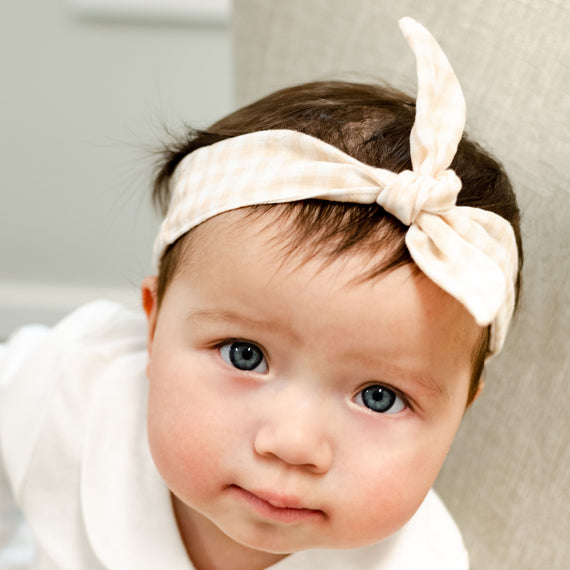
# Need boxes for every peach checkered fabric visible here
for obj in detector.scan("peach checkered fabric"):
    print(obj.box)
[153,17,518,356]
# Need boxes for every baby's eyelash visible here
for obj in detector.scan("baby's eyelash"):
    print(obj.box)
[211,337,264,352]
[391,388,414,412]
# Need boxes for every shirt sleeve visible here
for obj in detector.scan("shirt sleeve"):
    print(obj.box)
[0,326,50,569]
[0,301,146,569]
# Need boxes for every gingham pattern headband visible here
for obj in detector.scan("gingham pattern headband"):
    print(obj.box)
[153,17,518,357]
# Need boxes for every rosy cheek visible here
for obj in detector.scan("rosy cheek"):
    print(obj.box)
[335,435,441,542]
[148,376,226,476]
[336,476,418,547]
[148,412,206,502]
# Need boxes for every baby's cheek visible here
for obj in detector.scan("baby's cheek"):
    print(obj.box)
[325,447,432,549]
[147,399,181,479]
[348,433,458,545]
[356,472,422,540]
[152,381,232,477]
[147,411,214,504]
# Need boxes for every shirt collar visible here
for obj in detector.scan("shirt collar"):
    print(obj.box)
[80,350,194,570]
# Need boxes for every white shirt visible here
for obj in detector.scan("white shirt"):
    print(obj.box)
[0,301,468,570]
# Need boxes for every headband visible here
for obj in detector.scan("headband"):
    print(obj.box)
[153,17,518,357]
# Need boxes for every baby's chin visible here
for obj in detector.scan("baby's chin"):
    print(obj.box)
[213,514,407,555]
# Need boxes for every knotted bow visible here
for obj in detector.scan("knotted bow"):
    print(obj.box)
[154,17,518,356]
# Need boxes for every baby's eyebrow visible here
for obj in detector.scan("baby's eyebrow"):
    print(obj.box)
[404,373,449,400]
[186,308,300,341]
[386,365,448,399]
[344,351,450,400]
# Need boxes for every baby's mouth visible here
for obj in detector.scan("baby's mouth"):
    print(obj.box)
[228,485,325,523]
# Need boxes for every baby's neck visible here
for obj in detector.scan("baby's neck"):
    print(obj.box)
[172,494,288,570]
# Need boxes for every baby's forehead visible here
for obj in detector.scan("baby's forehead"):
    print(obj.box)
[171,213,481,402]
[182,208,475,325]
[182,202,412,283]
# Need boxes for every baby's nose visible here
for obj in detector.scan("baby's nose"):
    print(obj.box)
[253,396,333,474]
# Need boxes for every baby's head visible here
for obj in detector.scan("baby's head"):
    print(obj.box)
[150,83,522,405]
[141,18,522,565]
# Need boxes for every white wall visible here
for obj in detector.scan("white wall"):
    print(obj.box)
[0,1,233,337]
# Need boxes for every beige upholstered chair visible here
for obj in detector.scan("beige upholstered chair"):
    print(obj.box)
[232,2,569,568]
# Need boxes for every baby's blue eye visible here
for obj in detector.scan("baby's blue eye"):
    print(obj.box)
[355,385,406,414]
[219,341,268,373]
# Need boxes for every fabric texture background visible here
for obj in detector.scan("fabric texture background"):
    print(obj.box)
[232,1,570,569]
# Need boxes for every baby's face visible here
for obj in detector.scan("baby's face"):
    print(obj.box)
[143,211,481,559]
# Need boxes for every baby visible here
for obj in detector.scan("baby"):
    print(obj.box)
[0,18,522,570]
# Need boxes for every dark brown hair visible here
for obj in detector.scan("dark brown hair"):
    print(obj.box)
[152,80,523,405]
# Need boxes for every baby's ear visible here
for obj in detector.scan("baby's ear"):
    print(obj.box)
[469,374,486,407]
[141,276,159,354]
